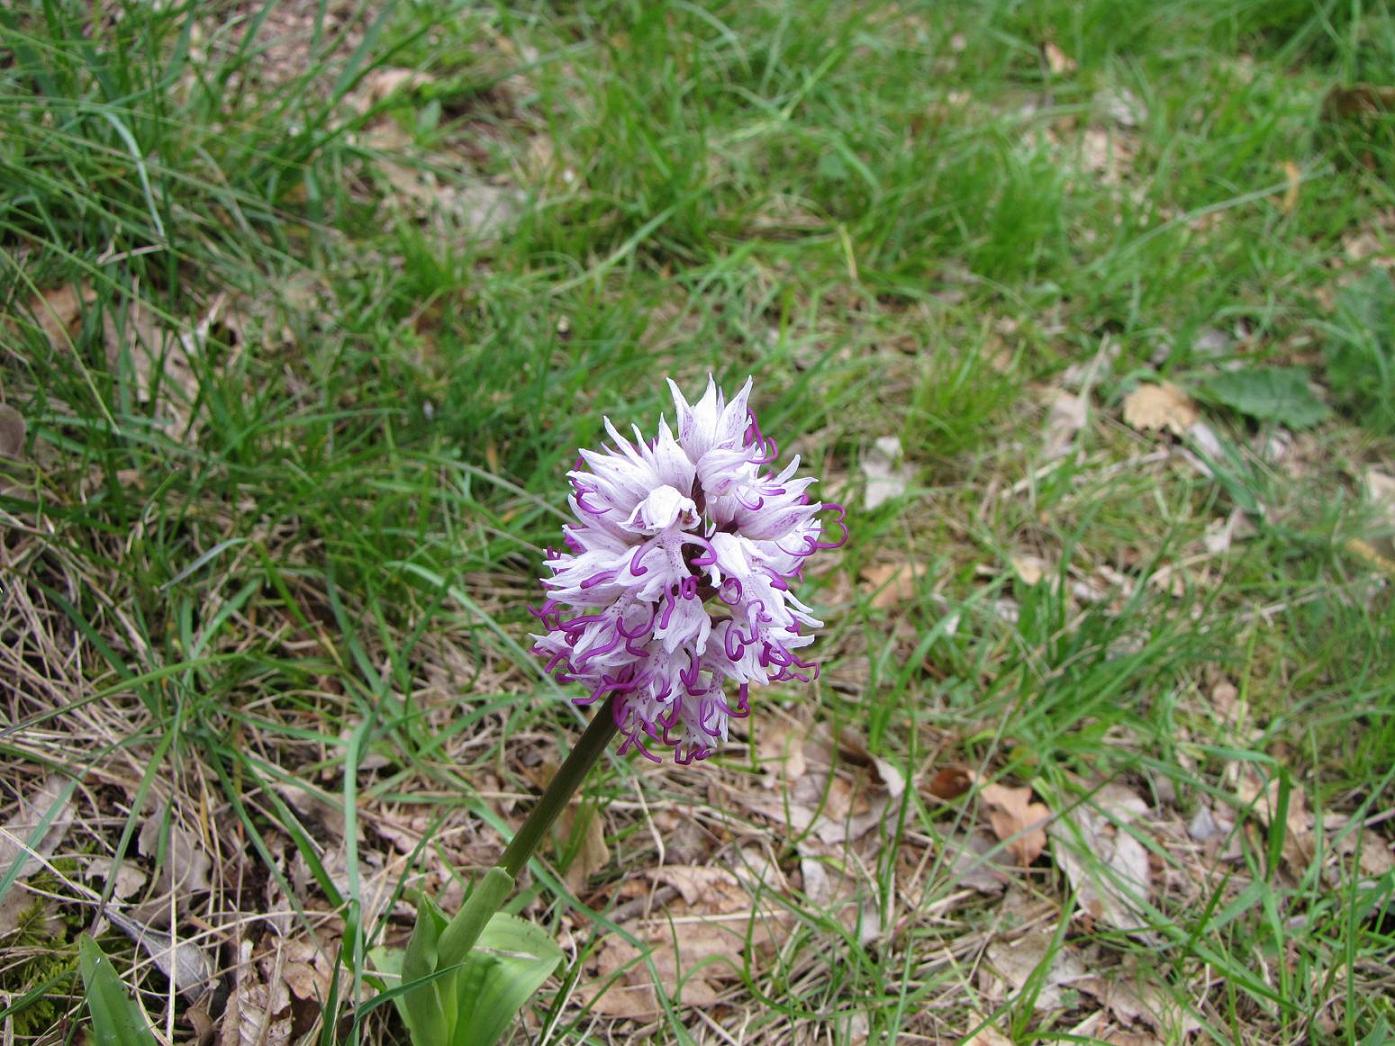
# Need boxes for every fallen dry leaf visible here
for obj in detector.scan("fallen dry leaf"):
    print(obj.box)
[1043,41,1076,75]
[1281,160,1302,215]
[0,775,75,938]
[859,560,926,609]
[82,856,147,901]
[1122,382,1198,436]
[943,830,1013,894]
[756,718,808,787]
[347,67,434,112]
[580,871,791,1020]
[1049,784,1153,931]
[280,937,337,1004]
[557,802,610,894]
[28,283,95,349]
[221,938,293,1046]
[1011,554,1050,586]
[0,404,25,458]
[645,866,745,907]
[137,805,213,907]
[861,435,912,509]
[1234,769,1315,872]
[927,766,975,801]
[1322,83,1395,120]
[1043,388,1088,458]
[0,774,74,883]
[1098,86,1146,128]
[1079,127,1137,184]
[105,907,213,1002]
[983,925,1087,1011]
[980,783,1051,866]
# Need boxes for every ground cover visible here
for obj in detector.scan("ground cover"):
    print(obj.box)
[2,1,1394,1042]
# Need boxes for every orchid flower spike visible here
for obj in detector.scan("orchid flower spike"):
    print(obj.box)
[532,377,846,763]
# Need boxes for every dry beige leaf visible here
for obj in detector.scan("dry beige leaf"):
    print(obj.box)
[221,938,293,1046]
[1366,468,1395,507]
[1326,815,1395,877]
[859,560,926,609]
[1043,41,1077,75]
[861,435,912,509]
[980,783,1051,866]
[350,67,434,111]
[1234,770,1315,872]
[105,907,213,1002]
[1122,382,1197,436]
[581,901,791,1020]
[281,938,336,1003]
[1366,469,1395,558]
[1011,554,1049,586]
[28,283,95,349]
[0,774,74,883]
[1044,388,1088,458]
[0,404,25,459]
[557,803,610,894]
[756,719,808,787]
[984,927,1088,1010]
[964,1017,1016,1046]
[1049,784,1153,931]
[1080,127,1136,184]
[1098,86,1146,128]
[943,830,1013,894]
[645,866,744,907]
[835,729,907,799]
[82,856,147,901]
[1281,160,1302,214]
[1076,972,1199,1036]
[105,298,213,438]
[138,805,213,897]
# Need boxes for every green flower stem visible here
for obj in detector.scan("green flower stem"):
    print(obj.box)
[434,693,620,966]
[500,692,620,878]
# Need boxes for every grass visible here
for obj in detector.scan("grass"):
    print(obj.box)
[2,0,1394,1042]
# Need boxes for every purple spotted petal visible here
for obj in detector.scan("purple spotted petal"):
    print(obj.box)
[532,376,845,764]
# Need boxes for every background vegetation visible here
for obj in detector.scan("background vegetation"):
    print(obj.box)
[2,0,1394,1041]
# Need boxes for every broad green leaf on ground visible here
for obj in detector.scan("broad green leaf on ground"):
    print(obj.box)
[449,913,564,1046]
[375,905,562,1046]
[1327,271,1395,434]
[1199,367,1330,428]
[78,935,156,1046]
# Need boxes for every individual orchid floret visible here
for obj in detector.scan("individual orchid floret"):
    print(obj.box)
[532,376,846,764]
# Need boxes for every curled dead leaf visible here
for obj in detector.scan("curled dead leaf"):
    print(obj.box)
[28,283,95,349]
[861,435,912,509]
[1281,160,1301,215]
[1042,41,1076,75]
[0,405,25,459]
[927,766,975,801]
[557,802,610,894]
[1234,769,1316,872]
[979,783,1051,866]
[984,926,1087,1010]
[1043,388,1088,459]
[1048,784,1153,932]
[105,907,213,1002]
[859,560,926,610]
[1122,382,1197,437]
[1011,554,1049,586]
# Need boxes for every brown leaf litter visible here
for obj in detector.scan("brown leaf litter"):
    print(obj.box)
[1121,382,1198,437]
[1048,783,1154,933]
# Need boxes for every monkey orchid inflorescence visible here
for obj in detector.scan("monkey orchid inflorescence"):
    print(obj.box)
[532,377,846,764]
